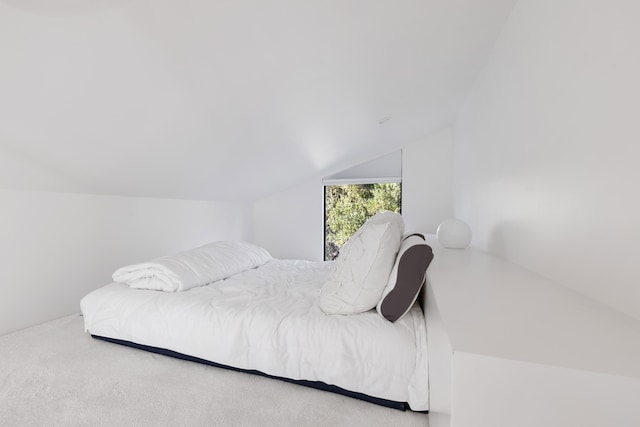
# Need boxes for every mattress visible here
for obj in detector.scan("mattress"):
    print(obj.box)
[81,259,429,411]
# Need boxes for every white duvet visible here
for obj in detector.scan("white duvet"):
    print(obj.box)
[112,241,271,292]
[81,259,429,410]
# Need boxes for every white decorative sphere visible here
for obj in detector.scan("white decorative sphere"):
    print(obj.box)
[436,219,472,249]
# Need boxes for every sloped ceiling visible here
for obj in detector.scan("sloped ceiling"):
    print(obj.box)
[0,0,515,201]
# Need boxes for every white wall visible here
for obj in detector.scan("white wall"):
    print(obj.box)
[253,178,323,261]
[453,0,640,320]
[0,189,252,336]
[402,128,454,234]
[323,150,402,182]
[451,352,640,427]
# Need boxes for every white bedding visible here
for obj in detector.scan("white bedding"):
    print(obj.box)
[81,259,429,410]
[112,241,271,292]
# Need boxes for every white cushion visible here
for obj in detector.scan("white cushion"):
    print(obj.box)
[320,212,404,314]
[377,234,433,322]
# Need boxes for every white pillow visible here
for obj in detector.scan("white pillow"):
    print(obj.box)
[376,234,433,322]
[320,212,404,314]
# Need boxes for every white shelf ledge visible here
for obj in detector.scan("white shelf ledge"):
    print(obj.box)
[425,236,640,378]
[424,236,640,427]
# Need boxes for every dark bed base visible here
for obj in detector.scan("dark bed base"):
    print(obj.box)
[92,335,425,412]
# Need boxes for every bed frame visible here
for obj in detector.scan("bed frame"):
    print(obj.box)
[92,335,420,412]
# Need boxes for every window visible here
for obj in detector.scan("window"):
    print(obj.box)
[324,182,402,260]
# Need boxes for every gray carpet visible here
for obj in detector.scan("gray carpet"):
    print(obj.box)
[0,315,429,427]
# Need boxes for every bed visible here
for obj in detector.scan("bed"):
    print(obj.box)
[80,213,432,411]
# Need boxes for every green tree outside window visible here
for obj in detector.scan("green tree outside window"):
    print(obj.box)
[324,183,401,260]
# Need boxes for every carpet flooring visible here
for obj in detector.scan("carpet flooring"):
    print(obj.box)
[0,315,429,427]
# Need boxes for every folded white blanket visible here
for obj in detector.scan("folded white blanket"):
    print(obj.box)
[112,241,272,292]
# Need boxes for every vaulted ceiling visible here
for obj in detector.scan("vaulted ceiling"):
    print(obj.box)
[0,0,515,201]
